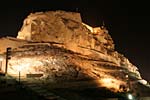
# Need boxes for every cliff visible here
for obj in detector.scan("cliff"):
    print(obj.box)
[0,11,146,93]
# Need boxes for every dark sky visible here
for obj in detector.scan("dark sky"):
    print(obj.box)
[0,0,149,81]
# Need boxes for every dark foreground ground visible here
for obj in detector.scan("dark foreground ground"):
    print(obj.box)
[0,76,44,100]
[0,76,150,100]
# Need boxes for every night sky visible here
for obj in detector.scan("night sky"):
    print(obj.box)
[0,0,149,81]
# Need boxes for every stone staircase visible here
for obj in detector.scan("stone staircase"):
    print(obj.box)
[21,80,66,100]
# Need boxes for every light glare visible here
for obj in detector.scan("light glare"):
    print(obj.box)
[128,94,133,100]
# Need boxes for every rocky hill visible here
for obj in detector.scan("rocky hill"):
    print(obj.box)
[0,11,147,93]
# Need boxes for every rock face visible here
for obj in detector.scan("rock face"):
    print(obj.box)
[17,11,114,53]
[0,11,144,92]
